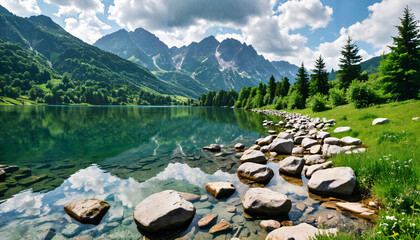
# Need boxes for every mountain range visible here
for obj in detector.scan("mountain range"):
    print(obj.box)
[94,28,300,92]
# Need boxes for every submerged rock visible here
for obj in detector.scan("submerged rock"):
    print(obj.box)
[133,190,195,232]
[336,202,374,214]
[178,192,201,202]
[209,219,232,234]
[242,188,291,216]
[308,167,356,196]
[64,199,110,224]
[0,169,5,181]
[205,182,236,199]
[265,223,337,240]
[237,162,274,183]
[198,214,217,228]
[203,144,221,151]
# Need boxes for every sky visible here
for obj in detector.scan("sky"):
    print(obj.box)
[2,0,420,70]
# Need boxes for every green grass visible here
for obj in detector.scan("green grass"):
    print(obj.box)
[265,100,420,239]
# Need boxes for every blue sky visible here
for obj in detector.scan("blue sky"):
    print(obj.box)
[2,0,420,69]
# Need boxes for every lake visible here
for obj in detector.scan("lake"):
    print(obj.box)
[0,106,369,240]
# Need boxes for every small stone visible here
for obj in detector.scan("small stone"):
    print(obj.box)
[62,224,81,237]
[260,220,281,231]
[268,130,277,134]
[310,145,321,154]
[234,143,245,150]
[70,235,93,240]
[412,117,420,121]
[203,144,221,151]
[257,135,276,146]
[334,127,351,133]
[205,182,236,199]
[296,203,306,212]
[336,202,374,214]
[200,195,208,201]
[64,199,110,225]
[278,156,305,175]
[324,137,340,145]
[301,138,318,149]
[209,219,232,234]
[340,136,362,146]
[292,147,305,155]
[225,206,236,213]
[280,220,293,227]
[37,228,56,240]
[372,118,389,125]
[368,201,377,208]
[237,162,274,183]
[198,214,217,228]
[266,223,337,240]
[178,192,201,202]
[305,154,325,165]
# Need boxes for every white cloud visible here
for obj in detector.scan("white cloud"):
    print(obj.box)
[44,0,110,44]
[276,0,333,30]
[1,0,41,16]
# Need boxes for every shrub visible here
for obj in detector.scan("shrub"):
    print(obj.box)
[329,87,347,107]
[273,96,283,110]
[358,113,378,120]
[339,115,348,121]
[347,80,377,108]
[307,93,327,112]
[287,91,305,110]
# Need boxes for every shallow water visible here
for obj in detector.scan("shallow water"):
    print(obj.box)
[0,106,370,240]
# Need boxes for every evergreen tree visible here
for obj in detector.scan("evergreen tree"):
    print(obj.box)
[379,6,420,100]
[275,81,282,97]
[337,36,362,89]
[280,77,290,97]
[268,75,276,103]
[295,63,310,103]
[310,55,329,96]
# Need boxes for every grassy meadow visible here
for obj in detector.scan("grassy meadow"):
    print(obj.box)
[264,100,420,239]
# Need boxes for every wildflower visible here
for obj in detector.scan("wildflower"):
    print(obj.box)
[389,154,392,156]
[404,165,409,167]
[386,216,397,221]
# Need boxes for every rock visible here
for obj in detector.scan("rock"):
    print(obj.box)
[310,145,321,154]
[277,132,293,140]
[280,220,293,227]
[249,145,261,151]
[225,206,236,213]
[198,214,217,228]
[260,145,270,153]
[334,127,352,133]
[292,147,305,155]
[294,136,307,145]
[270,152,278,157]
[372,118,389,125]
[336,202,374,214]
[240,150,267,164]
[260,220,281,231]
[340,136,362,146]
[323,144,346,158]
[242,188,291,216]
[412,117,420,121]
[205,182,236,199]
[324,137,340,145]
[200,195,208,201]
[1,165,19,173]
[203,144,221,151]
[315,131,330,140]
[71,235,93,240]
[0,169,5,181]
[305,155,325,165]
[209,219,232,234]
[234,143,245,150]
[237,163,274,183]
[18,174,48,186]
[178,192,201,202]
[266,223,337,240]
[64,199,110,225]
[369,201,377,208]
[305,161,333,178]
[268,130,277,134]
[133,190,195,232]
[308,167,356,196]
[269,139,294,154]
[278,156,305,175]
[301,138,318,149]
[257,135,276,146]
[62,224,81,237]
[296,203,306,211]
[37,228,56,240]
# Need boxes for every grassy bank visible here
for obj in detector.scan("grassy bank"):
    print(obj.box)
[264,100,420,239]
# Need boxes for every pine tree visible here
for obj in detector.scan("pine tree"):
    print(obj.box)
[379,6,420,100]
[295,63,310,103]
[268,75,276,103]
[280,77,290,97]
[337,36,362,89]
[310,55,329,96]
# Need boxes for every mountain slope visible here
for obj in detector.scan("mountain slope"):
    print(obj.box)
[0,8,199,97]
[94,28,300,91]
[328,55,383,80]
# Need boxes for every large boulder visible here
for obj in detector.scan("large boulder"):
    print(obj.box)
[237,163,274,183]
[372,118,389,125]
[133,190,195,232]
[265,223,337,240]
[64,199,110,224]
[322,144,346,158]
[334,127,351,133]
[278,156,305,175]
[307,167,356,196]
[269,139,294,154]
[301,138,318,149]
[205,182,236,199]
[257,135,276,146]
[305,154,325,165]
[240,150,267,164]
[340,136,362,146]
[242,188,291,216]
